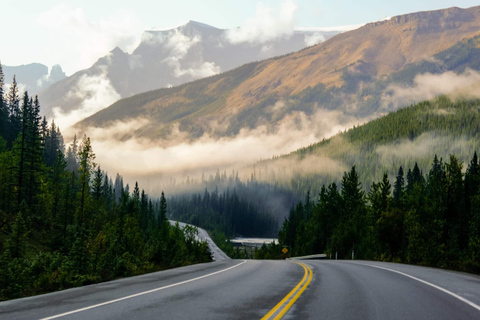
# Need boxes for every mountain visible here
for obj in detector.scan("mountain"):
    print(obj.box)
[3,63,66,96]
[38,21,342,120]
[76,6,480,142]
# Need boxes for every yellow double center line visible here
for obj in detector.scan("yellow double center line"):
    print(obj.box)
[261,262,313,320]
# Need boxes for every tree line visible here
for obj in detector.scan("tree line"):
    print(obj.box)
[277,153,480,273]
[0,62,211,300]
[168,186,278,238]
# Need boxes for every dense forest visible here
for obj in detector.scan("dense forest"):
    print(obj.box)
[273,154,480,273]
[0,63,211,301]
[168,186,278,238]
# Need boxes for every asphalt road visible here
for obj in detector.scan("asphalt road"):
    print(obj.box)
[2,237,480,320]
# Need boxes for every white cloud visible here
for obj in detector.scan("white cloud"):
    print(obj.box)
[53,67,121,130]
[225,0,298,44]
[385,69,480,108]
[128,54,143,70]
[304,32,326,46]
[34,4,146,74]
[77,106,364,183]
[162,31,220,78]
[376,132,470,163]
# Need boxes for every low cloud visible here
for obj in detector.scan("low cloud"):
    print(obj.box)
[225,0,298,44]
[250,154,347,184]
[385,69,480,108]
[54,67,121,130]
[376,132,471,163]
[76,107,363,195]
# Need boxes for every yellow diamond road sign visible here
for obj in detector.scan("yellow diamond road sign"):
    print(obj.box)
[282,247,288,254]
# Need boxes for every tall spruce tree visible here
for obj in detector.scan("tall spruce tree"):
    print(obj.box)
[0,61,6,141]
[159,191,167,224]
[393,166,404,209]
[77,136,95,224]
[6,76,21,148]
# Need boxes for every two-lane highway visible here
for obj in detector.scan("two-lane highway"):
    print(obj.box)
[2,223,480,320]
[0,260,308,319]
[2,258,480,319]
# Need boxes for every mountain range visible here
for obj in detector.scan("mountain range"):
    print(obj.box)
[38,20,343,120]
[3,63,66,96]
[75,6,480,145]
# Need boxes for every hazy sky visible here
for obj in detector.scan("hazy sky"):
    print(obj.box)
[2,0,479,75]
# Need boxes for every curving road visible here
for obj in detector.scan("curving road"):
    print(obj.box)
[169,220,230,261]
[1,228,480,320]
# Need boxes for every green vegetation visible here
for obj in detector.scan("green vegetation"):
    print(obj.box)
[257,96,480,198]
[0,64,211,301]
[168,186,278,238]
[276,153,480,273]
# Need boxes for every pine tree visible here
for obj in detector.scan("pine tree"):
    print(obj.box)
[14,92,31,206]
[51,150,67,225]
[66,134,78,172]
[77,136,96,224]
[445,155,465,258]
[424,155,447,265]
[334,166,367,257]
[159,191,167,224]
[26,96,43,207]
[6,75,21,148]
[44,120,60,167]
[114,173,123,203]
[92,166,103,201]
[0,61,7,141]
[393,166,404,208]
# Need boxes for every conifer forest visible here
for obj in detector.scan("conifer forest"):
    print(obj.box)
[0,64,211,300]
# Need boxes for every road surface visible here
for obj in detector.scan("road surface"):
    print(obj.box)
[1,229,480,320]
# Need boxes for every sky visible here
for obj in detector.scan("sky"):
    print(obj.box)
[1,0,479,75]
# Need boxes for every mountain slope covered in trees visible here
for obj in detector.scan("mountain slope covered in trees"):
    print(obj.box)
[253,96,480,197]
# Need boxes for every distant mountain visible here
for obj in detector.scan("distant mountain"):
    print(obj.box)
[77,6,480,141]
[39,20,343,119]
[3,63,66,96]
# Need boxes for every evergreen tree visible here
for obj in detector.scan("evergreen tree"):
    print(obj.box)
[65,135,78,172]
[6,76,21,148]
[0,61,7,141]
[14,92,31,206]
[159,191,167,224]
[26,96,43,207]
[393,166,404,208]
[334,166,367,258]
[92,166,103,201]
[445,155,465,258]
[76,136,95,224]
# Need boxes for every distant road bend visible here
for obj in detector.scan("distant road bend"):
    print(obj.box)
[1,224,480,319]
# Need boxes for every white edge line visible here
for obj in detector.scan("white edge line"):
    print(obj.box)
[40,260,247,320]
[345,261,480,312]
